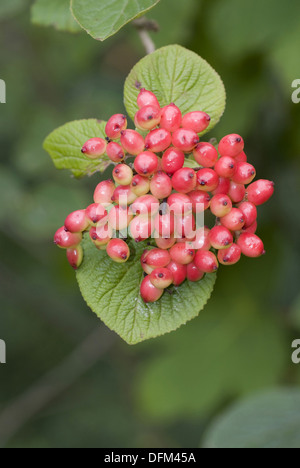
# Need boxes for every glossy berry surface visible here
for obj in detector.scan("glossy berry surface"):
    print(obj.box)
[170,243,195,265]
[160,104,182,133]
[106,239,130,263]
[135,105,161,130]
[218,244,242,265]
[137,89,160,109]
[65,210,90,233]
[145,128,172,153]
[66,245,83,270]
[247,180,275,206]
[150,171,173,199]
[172,168,197,194]
[161,148,185,175]
[150,268,173,289]
[166,261,187,286]
[218,134,244,157]
[209,226,233,250]
[187,262,204,282]
[193,142,218,168]
[54,227,82,249]
[86,203,108,225]
[94,180,115,205]
[140,276,164,303]
[237,233,265,258]
[194,250,219,273]
[214,156,236,178]
[210,194,232,217]
[106,142,125,162]
[181,111,210,133]
[134,151,159,177]
[81,138,107,159]
[196,168,219,192]
[172,128,199,152]
[120,130,145,155]
[105,114,127,140]
[113,164,133,186]
[221,208,245,231]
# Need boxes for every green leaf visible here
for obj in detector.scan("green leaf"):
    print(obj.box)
[71,0,160,41]
[203,389,300,448]
[43,119,110,178]
[76,236,216,345]
[31,0,82,33]
[0,0,25,20]
[124,45,226,135]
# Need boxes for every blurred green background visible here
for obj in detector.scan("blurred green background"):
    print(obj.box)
[1,0,300,448]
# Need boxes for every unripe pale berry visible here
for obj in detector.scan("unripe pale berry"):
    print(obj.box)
[105,114,127,140]
[193,142,218,168]
[218,134,244,158]
[66,245,84,270]
[134,151,159,177]
[172,128,199,152]
[188,190,211,213]
[120,130,145,155]
[113,164,133,186]
[170,243,195,265]
[187,262,205,282]
[130,175,150,196]
[89,224,112,247]
[150,268,173,289]
[129,216,154,242]
[64,210,90,233]
[54,227,82,249]
[129,195,160,217]
[221,208,245,231]
[155,236,176,250]
[214,156,236,178]
[150,171,173,199]
[106,239,130,263]
[246,179,275,206]
[161,148,185,175]
[181,111,211,134]
[81,138,107,159]
[145,128,172,153]
[196,168,219,192]
[233,162,256,185]
[237,233,265,258]
[168,193,192,216]
[137,89,160,109]
[218,243,242,265]
[212,177,231,196]
[172,168,197,193]
[160,104,182,133]
[140,276,164,303]
[209,225,233,250]
[228,181,246,203]
[111,185,137,205]
[154,212,175,238]
[242,221,258,234]
[194,250,219,273]
[108,205,133,230]
[238,202,257,228]
[86,203,108,225]
[142,248,171,269]
[166,261,187,286]
[106,142,125,163]
[135,105,161,130]
[94,179,115,205]
[210,194,232,217]
[235,151,247,163]
[174,213,196,239]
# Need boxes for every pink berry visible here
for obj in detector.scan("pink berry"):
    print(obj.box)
[54,227,82,249]
[237,233,265,258]
[194,250,218,273]
[130,195,160,217]
[242,221,258,234]
[140,276,164,303]
[210,194,232,217]
[172,128,199,152]
[140,250,155,275]
[105,114,127,140]
[113,164,133,186]
[120,130,145,155]
[228,181,246,203]
[168,193,192,216]
[135,105,161,130]
[155,236,176,250]
[161,148,185,175]
[214,156,236,178]
[142,248,171,269]
[221,208,245,231]
[235,151,247,163]
[181,111,211,133]
[106,239,130,263]
[108,205,133,231]
[94,179,115,205]
[209,226,233,250]
[86,203,108,225]
[188,190,211,214]
[166,261,187,286]
[150,171,173,200]
[238,202,257,228]
[65,210,89,233]
[172,168,197,193]
[145,128,172,153]
[154,212,175,238]
[130,175,150,196]
[212,177,231,196]
[129,216,153,242]
[66,245,83,270]
[247,180,275,206]
[187,262,205,282]
[193,142,218,168]
[218,134,244,158]
[218,244,241,265]
[81,138,107,159]
[233,162,256,185]
[160,104,182,133]
[111,185,137,205]
[90,224,112,247]
[137,89,160,109]
[196,168,219,192]
[134,151,159,177]
[170,243,195,265]
[106,142,125,162]
[150,268,173,289]
[174,213,196,239]
[189,227,211,251]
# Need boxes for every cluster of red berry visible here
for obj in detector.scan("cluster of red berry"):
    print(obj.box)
[54,89,274,303]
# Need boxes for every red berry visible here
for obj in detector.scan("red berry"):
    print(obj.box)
[189,227,211,251]
[233,162,256,185]
[218,244,241,265]
[134,151,159,177]
[89,224,112,247]
[174,213,196,239]
[65,210,89,233]
[218,134,244,158]
[135,105,161,130]
[170,243,195,265]
[113,164,133,186]
[140,250,155,275]
[172,128,199,152]
[242,221,258,234]
[194,250,219,273]
[212,177,231,196]
[130,195,160,217]
[154,211,175,238]
[130,174,150,196]
[66,245,83,270]
[94,179,115,205]
[106,239,130,263]
[120,130,145,155]
[172,168,197,193]
[209,226,233,250]
[210,194,232,217]
[168,193,192,216]
[181,111,211,133]
[166,261,187,286]
[237,233,265,258]
[86,203,108,225]
[221,208,245,231]
[108,205,133,231]
[145,128,172,153]
[193,142,218,168]
[214,156,236,178]
[228,181,246,203]
[188,190,211,214]
[106,142,125,162]
[140,276,164,303]
[142,248,171,268]
[81,138,107,159]
[235,151,247,163]
[111,185,137,205]
[137,89,160,109]
[161,147,185,175]
[238,202,257,228]
[160,104,182,133]
[155,236,176,250]
[54,227,82,249]
[129,216,154,242]
[196,168,219,192]
[187,262,205,282]
[150,268,173,289]
[105,114,127,140]
[247,180,275,206]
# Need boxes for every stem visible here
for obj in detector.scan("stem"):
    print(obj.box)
[137,29,156,55]
[133,17,158,55]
